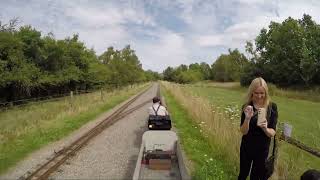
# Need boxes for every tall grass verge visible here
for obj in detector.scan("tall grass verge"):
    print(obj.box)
[0,83,149,174]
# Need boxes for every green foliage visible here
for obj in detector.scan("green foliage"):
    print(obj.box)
[0,19,154,103]
[212,49,249,82]
[163,67,176,81]
[0,18,18,32]
[199,62,211,80]
[244,14,320,87]
[162,62,211,84]
[162,49,248,84]
[144,70,161,81]
[98,45,148,86]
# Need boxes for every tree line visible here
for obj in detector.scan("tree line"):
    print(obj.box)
[162,49,249,84]
[163,14,320,88]
[0,19,160,103]
[1,14,319,103]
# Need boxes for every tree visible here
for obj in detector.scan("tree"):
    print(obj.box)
[98,45,145,86]
[99,46,116,65]
[200,62,211,80]
[163,67,175,81]
[212,49,249,82]
[0,18,174,102]
[144,70,161,81]
[0,18,19,32]
[16,25,42,65]
[299,14,320,85]
[252,14,320,86]
[0,30,40,100]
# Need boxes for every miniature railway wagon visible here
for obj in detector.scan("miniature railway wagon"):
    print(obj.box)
[132,130,190,180]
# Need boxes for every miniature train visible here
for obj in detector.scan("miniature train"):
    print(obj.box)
[132,112,190,180]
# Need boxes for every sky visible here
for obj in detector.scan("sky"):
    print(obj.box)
[1,0,320,72]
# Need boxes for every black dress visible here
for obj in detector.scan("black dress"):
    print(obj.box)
[238,102,278,180]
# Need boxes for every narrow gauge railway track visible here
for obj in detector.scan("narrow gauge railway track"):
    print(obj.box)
[23,84,157,180]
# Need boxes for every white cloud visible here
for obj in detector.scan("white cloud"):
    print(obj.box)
[64,6,125,27]
[123,9,156,26]
[76,26,129,53]
[278,0,320,22]
[194,16,274,50]
[193,0,320,51]
[135,31,189,72]
[195,35,223,47]
[63,2,156,28]
[238,0,264,4]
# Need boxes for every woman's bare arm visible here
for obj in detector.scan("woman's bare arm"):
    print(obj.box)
[240,118,250,135]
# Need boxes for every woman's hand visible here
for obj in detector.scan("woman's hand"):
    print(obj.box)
[258,119,268,130]
[244,105,254,120]
[240,105,253,135]
[258,120,276,137]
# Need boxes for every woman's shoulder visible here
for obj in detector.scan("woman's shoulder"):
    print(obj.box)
[269,102,278,111]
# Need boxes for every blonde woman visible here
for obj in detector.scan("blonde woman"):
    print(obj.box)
[238,77,278,180]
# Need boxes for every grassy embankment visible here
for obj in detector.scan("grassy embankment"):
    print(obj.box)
[0,83,149,174]
[162,81,320,180]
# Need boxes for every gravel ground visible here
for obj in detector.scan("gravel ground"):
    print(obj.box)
[1,83,158,180]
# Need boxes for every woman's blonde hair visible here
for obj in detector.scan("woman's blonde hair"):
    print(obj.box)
[245,77,270,108]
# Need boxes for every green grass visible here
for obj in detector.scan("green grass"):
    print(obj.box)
[184,85,320,147]
[180,84,320,179]
[162,87,238,179]
[0,84,149,174]
[194,81,320,103]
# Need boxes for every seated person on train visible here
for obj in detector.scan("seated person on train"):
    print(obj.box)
[148,97,168,117]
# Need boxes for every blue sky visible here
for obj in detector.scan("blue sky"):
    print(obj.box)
[1,0,320,72]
